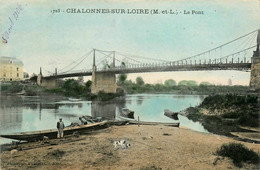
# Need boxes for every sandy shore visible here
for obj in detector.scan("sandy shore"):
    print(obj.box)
[1,125,259,170]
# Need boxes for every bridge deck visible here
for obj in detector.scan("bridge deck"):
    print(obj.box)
[44,63,251,79]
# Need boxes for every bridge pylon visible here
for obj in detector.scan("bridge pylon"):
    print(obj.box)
[249,29,260,91]
[37,67,58,89]
[91,49,117,94]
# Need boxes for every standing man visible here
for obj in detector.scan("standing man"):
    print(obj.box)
[57,118,65,138]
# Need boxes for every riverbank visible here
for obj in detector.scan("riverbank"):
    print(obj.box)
[0,81,124,102]
[1,80,252,98]
[179,94,260,142]
[1,124,259,169]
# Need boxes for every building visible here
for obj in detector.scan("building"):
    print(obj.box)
[23,72,29,79]
[0,56,24,81]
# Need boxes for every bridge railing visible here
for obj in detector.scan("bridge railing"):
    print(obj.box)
[95,56,250,72]
[47,56,251,78]
[54,69,92,76]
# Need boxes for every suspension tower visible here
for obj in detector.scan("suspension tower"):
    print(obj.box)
[37,67,58,89]
[91,49,117,94]
[249,29,260,91]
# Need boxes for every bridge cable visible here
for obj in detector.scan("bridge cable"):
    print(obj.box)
[58,50,93,72]
[219,45,257,61]
[115,52,143,64]
[227,31,257,58]
[95,51,136,66]
[60,51,93,74]
[177,29,258,61]
[116,51,170,62]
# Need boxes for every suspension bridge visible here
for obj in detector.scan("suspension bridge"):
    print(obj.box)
[37,29,260,93]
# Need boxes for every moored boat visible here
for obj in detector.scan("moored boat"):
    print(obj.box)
[68,98,81,102]
[121,108,134,119]
[128,120,180,127]
[118,115,136,121]
[0,121,108,142]
[164,109,179,120]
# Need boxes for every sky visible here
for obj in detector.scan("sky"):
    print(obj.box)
[0,0,260,85]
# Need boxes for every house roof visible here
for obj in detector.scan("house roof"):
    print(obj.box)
[0,56,23,66]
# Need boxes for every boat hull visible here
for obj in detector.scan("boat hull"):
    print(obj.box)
[164,109,179,120]
[121,109,135,119]
[0,121,108,142]
[129,120,179,127]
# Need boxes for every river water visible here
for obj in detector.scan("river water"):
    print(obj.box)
[0,94,208,144]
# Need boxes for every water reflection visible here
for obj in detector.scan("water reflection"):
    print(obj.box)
[91,102,116,120]
[136,96,144,105]
[0,94,207,144]
[0,107,23,131]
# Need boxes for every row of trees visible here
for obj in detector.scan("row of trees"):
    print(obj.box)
[118,74,248,94]
[48,79,122,101]
[119,74,213,87]
[46,74,247,97]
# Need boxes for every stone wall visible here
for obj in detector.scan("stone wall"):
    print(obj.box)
[91,71,117,94]
[249,51,260,91]
[37,74,57,89]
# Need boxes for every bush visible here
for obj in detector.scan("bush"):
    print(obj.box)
[62,79,86,97]
[216,143,259,167]
[45,88,64,94]
[1,82,23,93]
[222,111,241,119]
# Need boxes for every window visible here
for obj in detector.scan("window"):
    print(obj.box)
[17,73,19,77]
[9,60,13,64]
[3,73,6,77]
[17,67,19,71]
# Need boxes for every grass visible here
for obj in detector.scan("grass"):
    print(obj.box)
[216,142,259,167]
[97,91,124,101]
[186,94,260,136]
[46,149,66,159]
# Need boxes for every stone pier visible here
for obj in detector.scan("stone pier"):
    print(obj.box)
[37,74,58,89]
[249,29,260,91]
[91,66,117,94]
[249,50,260,91]
[91,50,117,94]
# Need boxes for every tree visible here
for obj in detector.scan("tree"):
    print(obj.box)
[118,74,127,84]
[136,76,144,86]
[63,79,79,91]
[85,80,92,92]
[164,79,176,87]
[63,79,84,96]
[178,80,198,86]
[199,81,211,86]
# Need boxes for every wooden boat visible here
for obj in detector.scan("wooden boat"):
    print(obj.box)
[119,115,179,127]
[118,115,136,121]
[68,98,81,102]
[16,89,25,95]
[121,108,134,119]
[81,115,104,123]
[0,121,108,142]
[164,109,179,120]
[128,120,180,127]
